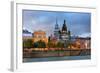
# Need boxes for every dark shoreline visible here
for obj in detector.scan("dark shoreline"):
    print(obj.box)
[23,49,91,58]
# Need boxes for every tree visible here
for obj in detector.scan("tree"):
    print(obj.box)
[33,40,46,48]
[56,42,64,48]
[47,40,57,48]
[38,40,46,48]
[33,42,38,48]
[23,39,33,48]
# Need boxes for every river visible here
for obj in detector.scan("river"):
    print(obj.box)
[23,55,90,62]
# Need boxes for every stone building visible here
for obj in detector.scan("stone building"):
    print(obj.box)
[54,19,60,40]
[59,20,71,43]
[32,30,48,44]
[54,20,71,48]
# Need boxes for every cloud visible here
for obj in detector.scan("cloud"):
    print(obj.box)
[78,33,91,37]
[22,10,91,37]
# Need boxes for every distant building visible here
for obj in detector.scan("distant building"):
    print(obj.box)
[23,29,32,40]
[54,19,60,40]
[32,30,48,44]
[50,19,71,48]
[23,36,33,40]
[70,37,91,49]
[76,37,91,49]
[59,20,71,43]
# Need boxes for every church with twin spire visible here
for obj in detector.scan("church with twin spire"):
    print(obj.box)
[50,19,71,48]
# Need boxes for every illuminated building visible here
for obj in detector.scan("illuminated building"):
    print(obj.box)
[59,20,71,48]
[32,30,48,44]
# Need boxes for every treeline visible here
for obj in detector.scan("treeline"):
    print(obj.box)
[23,39,70,49]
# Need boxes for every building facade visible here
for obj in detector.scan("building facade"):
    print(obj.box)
[32,30,48,44]
[53,20,71,48]
[54,19,60,40]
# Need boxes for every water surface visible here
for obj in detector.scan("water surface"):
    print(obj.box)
[23,55,91,63]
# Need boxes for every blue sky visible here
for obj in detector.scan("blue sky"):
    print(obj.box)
[22,10,91,37]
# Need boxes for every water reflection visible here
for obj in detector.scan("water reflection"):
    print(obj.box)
[23,55,91,62]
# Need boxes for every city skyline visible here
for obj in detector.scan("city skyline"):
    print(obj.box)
[23,10,91,37]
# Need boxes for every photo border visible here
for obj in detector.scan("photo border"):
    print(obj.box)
[11,1,97,71]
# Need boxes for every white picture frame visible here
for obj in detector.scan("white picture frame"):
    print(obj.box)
[11,1,97,72]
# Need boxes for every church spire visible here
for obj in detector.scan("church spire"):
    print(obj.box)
[62,20,67,31]
[64,20,66,24]
[54,18,60,39]
[55,18,59,29]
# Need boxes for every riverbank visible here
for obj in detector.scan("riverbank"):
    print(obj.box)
[23,49,91,58]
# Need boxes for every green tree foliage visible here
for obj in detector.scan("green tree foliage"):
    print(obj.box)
[33,40,46,48]
[33,42,38,48]
[23,39,33,48]
[56,42,64,48]
[48,41,56,48]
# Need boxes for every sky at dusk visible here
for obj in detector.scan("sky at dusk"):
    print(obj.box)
[22,10,91,37]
